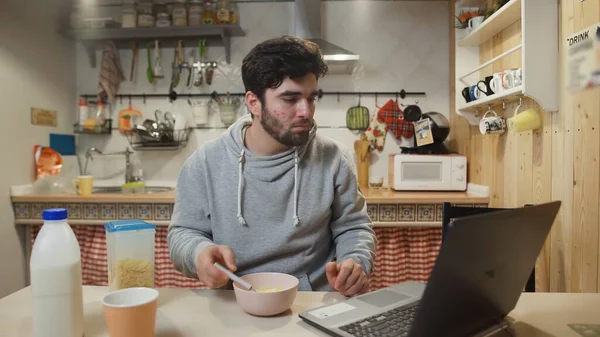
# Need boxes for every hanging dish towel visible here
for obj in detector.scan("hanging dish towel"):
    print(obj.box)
[364,114,387,152]
[98,41,125,104]
[377,99,415,139]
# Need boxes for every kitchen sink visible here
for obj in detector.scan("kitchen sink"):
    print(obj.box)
[92,186,174,194]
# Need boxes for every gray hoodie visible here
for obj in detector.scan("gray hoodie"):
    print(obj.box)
[167,114,377,291]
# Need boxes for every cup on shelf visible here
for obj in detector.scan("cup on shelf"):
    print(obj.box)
[468,16,485,31]
[511,68,523,87]
[469,84,485,101]
[462,87,472,103]
[502,70,517,90]
[489,72,503,94]
[477,76,495,96]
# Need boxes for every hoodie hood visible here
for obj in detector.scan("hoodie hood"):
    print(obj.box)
[223,113,317,226]
[223,113,317,182]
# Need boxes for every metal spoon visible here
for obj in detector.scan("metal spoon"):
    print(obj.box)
[214,262,254,291]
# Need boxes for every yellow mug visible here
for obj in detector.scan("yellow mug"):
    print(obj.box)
[508,108,541,132]
[73,175,93,196]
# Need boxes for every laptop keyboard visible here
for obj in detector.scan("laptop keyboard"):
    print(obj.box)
[337,304,419,337]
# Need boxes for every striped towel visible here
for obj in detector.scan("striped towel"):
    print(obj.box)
[98,41,125,104]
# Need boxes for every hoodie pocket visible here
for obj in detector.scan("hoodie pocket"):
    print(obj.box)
[297,274,313,291]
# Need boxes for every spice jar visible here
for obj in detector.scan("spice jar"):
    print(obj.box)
[229,0,238,24]
[188,0,203,26]
[172,2,188,27]
[202,0,216,25]
[137,3,155,27]
[121,4,137,28]
[216,0,230,24]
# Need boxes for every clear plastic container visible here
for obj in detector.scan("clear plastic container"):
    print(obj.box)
[105,219,156,290]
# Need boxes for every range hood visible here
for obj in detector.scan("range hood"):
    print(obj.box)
[293,0,359,73]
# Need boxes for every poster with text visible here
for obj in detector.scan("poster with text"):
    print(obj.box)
[566,23,600,91]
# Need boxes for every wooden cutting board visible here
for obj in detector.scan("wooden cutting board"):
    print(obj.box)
[354,138,370,188]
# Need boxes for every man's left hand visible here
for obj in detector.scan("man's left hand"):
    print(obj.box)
[326,259,369,297]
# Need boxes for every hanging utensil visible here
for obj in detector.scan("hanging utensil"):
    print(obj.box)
[346,93,370,131]
[205,61,217,85]
[153,40,164,79]
[129,41,137,82]
[146,42,154,84]
[170,47,180,88]
[193,40,206,87]
[176,41,192,88]
[210,91,223,105]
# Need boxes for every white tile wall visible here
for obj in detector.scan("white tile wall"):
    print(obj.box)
[75,1,449,185]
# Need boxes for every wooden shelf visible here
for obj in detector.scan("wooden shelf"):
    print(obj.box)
[453,0,558,126]
[67,25,245,66]
[456,0,488,8]
[458,0,521,47]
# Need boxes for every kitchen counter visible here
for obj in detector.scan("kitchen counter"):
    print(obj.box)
[1,286,598,337]
[11,186,488,227]
[11,184,489,290]
[11,187,488,205]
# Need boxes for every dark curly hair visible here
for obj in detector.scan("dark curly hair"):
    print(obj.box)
[242,35,328,107]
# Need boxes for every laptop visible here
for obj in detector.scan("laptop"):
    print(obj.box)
[299,201,562,337]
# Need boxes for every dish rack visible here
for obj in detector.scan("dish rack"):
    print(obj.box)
[126,128,192,151]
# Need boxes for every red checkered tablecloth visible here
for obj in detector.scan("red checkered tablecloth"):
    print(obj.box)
[30,226,442,290]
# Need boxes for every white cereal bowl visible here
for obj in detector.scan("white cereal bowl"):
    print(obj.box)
[232,272,299,317]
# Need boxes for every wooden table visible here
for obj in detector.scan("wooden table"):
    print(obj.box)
[0,287,598,336]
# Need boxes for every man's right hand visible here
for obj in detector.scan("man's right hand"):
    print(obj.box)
[195,245,237,288]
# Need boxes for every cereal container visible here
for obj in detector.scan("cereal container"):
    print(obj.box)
[105,219,156,290]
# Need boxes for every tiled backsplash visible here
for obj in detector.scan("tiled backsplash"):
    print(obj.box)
[75,1,450,185]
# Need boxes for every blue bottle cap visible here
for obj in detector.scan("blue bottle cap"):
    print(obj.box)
[43,208,68,221]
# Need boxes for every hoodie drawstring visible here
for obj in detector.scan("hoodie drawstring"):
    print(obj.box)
[236,148,301,227]
[237,149,247,226]
[292,149,300,226]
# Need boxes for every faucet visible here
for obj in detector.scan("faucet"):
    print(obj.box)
[84,147,140,183]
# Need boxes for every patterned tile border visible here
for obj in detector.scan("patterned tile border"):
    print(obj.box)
[12,202,489,223]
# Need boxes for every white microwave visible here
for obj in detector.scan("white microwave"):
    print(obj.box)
[388,154,467,191]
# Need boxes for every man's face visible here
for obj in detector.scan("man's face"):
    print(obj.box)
[259,73,319,147]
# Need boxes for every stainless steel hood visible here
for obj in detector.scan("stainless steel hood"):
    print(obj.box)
[293,0,359,73]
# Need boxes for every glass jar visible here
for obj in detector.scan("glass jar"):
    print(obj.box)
[156,12,171,27]
[137,3,155,27]
[153,1,168,17]
[188,0,203,26]
[216,0,230,24]
[229,0,238,24]
[121,4,137,28]
[172,3,188,27]
[202,0,216,25]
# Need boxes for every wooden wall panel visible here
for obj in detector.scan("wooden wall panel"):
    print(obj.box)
[450,0,600,292]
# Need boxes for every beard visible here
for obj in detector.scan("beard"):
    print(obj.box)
[260,106,313,147]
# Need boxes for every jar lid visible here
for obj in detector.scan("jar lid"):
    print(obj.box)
[43,208,68,221]
[105,219,156,233]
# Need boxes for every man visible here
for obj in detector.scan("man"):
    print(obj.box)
[168,35,377,297]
